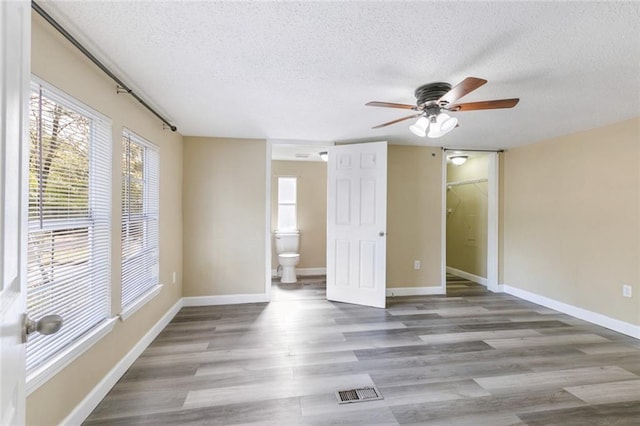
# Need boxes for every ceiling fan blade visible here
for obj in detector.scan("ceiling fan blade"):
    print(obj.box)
[372,113,422,129]
[438,77,487,105]
[366,101,417,110]
[448,98,520,111]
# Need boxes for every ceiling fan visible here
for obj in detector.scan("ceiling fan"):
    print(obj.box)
[366,77,519,138]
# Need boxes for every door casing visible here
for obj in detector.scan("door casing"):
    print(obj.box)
[0,1,31,423]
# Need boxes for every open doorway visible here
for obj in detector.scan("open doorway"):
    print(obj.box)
[266,140,388,308]
[442,150,499,295]
[268,142,330,301]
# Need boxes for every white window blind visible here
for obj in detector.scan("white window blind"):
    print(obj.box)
[121,130,159,309]
[277,177,297,230]
[27,79,111,372]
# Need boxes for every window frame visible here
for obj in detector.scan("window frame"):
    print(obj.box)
[120,129,161,320]
[26,76,115,395]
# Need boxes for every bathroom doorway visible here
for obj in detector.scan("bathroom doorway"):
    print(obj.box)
[267,141,332,300]
[442,150,499,293]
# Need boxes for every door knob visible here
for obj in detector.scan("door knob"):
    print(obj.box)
[379,231,385,237]
[22,313,63,343]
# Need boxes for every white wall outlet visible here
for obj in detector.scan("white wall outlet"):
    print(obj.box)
[414,260,421,270]
[622,284,632,298]
[172,271,176,284]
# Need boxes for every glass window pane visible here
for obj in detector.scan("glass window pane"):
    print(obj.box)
[278,177,296,204]
[29,93,90,221]
[277,205,296,230]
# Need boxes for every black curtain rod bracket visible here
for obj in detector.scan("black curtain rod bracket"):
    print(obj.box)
[32,1,177,132]
[116,86,132,95]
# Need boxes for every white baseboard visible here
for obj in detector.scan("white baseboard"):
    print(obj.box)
[386,286,444,297]
[183,293,269,306]
[62,298,184,426]
[298,267,326,276]
[503,285,640,340]
[446,266,488,286]
[491,284,505,293]
[271,267,326,278]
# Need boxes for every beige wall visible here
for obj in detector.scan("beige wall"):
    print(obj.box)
[503,117,640,325]
[387,146,442,288]
[183,137,266,296]
[271,160,327,270]
[446,155,489,278]
[28,12,183,425]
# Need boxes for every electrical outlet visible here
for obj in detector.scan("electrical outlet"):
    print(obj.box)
[623,284,632,298]
[414,260,421,270]
[172,271,176,284]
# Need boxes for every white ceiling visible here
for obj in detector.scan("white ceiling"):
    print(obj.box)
[40,1,640,149]
[271,142,332,162]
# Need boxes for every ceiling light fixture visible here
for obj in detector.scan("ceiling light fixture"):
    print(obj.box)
[319,151,328,162]
[409,116,430,137]
[449,155,468,166]
[411,112,458,139]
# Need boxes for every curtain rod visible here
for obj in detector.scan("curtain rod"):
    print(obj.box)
[441,147,504,153]
[31,1,177,132]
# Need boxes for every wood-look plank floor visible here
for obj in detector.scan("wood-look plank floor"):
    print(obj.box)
[84,275,640,425]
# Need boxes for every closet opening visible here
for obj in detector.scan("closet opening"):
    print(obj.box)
[442,150,499,295]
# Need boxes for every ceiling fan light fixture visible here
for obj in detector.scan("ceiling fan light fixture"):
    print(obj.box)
[409,116,430,137]
[439,113,458,134]
[427,115,444,138]
[428,113,457,138]
[450,155,468,166]
[366,77,519,136]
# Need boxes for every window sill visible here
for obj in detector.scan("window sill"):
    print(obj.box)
[119,284,163,321]
[26,317,118,396]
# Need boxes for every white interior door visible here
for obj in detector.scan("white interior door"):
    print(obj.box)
[1,1,30,424]
[326,141,387,308]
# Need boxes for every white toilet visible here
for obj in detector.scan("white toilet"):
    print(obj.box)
[275,230,300,283]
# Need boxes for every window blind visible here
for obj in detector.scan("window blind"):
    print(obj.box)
[121,130,159,309]
[27,79,112,372]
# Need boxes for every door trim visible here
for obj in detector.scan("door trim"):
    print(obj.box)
[487,152,500,292]
[264,141,272,300]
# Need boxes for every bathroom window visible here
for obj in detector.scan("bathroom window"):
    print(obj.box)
[277,176,297,230]
[121,130,160,314]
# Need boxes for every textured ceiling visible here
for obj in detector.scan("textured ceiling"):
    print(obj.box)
[40,1,640,149]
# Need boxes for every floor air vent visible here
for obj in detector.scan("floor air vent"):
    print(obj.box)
[335,386,383,404]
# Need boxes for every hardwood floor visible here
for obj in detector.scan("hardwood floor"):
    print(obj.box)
[85,277,640,425]
[445,272,488,297]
